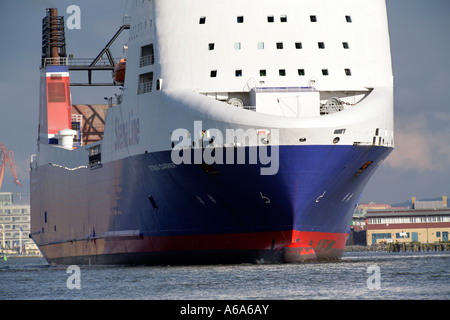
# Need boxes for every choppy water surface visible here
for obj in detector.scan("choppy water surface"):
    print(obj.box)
[1,251,448,300]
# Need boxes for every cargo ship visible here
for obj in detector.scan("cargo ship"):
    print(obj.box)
[30,0,394,265]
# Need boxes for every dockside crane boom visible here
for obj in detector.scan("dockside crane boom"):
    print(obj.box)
[0,143,22,191]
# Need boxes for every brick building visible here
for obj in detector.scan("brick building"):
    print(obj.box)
[365,196,449,245]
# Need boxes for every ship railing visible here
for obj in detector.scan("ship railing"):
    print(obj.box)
[244,77,316,93]
[138,81,153,95]
[122,15,131,27]
[42,57,124,68]
[68,57,122,67]
[41,57,69,67]
[253,86,316,93]
[139,54,155,68]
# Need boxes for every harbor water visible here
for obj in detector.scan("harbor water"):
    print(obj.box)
[1,251,448,300]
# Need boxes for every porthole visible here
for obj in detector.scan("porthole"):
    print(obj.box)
[333,137,340,144]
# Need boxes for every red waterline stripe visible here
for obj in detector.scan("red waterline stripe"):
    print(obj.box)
[40,230,349,259]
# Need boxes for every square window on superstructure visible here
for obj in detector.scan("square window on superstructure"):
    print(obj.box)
[260,69,267,77]
[280,15,287,22]
[138,72,153,94]
[310,15,317,22]
[346,15,352,23]
[267,16,274,23]
[237,16,244,23]
[322,69,329,76]
[208,43,215,50]
[298,69,305,76]
[343,42,349,49]
[276,42,284,49]
[257,42,264,50]
[199,17,206,24]
[345,68,352,76]
[210,70,217,77]
[295,42,302,49]
[234,42,241,50]
[140,44,155,67]
[235,70,242,77]
[279,69,286,76]
[318,42,325,49]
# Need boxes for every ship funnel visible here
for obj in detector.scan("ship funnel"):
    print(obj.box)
[38,8,72,144]
[41,8,66,67]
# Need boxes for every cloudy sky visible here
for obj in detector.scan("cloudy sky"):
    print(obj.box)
[0,0,449,205]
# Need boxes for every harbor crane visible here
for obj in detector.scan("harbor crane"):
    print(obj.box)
[0,143,22,191]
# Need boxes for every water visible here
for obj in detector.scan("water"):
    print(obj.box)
[1,251,449,300]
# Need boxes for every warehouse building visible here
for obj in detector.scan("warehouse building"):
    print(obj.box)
[365,196,449,245]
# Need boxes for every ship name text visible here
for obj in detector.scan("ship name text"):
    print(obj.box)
[115,111,140,150]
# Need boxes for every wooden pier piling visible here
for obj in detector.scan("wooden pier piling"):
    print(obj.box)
[387,242,450,252]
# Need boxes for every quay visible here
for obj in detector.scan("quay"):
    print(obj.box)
[345,243,449,252]
[387,242,450,253]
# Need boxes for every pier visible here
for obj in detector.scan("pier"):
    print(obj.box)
[345,243,450,252]
[387,242,450,253]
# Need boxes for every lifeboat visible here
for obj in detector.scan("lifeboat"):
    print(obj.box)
[113,58,126,85]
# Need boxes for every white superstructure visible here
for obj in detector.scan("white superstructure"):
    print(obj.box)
[34,0,394,170]
[107,0,393,161]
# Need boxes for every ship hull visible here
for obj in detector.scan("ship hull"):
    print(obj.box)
[31,144,392,265]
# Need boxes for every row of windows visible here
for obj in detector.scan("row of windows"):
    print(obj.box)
[210,68,353,78]
[2,224,30,229]
[372,231,448,239]
[0,216,29,221]
[138,40,351,68]
[372,233,391,240]
[199,15,352,24]
[368,216,450,224]
[208,41,350,51]
[0,208,28,214]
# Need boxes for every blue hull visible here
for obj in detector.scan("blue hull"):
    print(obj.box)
[114,145,390,234]
[31,144,392,264]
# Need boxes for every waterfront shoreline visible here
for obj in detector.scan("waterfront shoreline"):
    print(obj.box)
[345,245,387,252]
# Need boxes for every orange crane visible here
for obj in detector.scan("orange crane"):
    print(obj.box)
[0,143,22,191]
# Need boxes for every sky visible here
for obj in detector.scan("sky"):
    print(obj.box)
[0,0,449,205]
